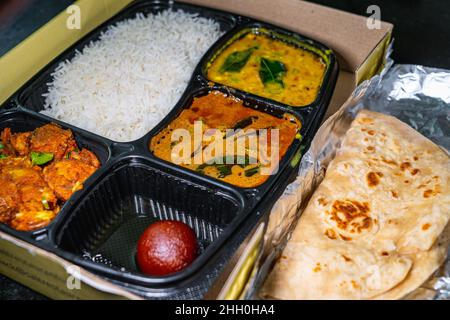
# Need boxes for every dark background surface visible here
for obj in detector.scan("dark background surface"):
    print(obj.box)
[0,0,449,300]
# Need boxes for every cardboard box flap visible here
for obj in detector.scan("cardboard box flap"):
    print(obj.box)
[182,0,393,73]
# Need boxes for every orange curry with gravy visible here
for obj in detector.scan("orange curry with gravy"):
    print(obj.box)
[150,91,301,188]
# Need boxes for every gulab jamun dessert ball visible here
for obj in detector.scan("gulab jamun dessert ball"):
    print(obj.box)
[136,220,199,276]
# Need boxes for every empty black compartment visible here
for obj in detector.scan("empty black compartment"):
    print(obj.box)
[54,156,245,286]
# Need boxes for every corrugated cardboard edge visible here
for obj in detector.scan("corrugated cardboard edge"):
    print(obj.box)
[219,223,265,300]
[0,0,134,105]
[356,31,392,84]
[181,0,393,73]
[0,230,142,299]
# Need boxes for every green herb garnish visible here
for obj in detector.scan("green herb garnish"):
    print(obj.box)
[31,152,54,165]
[0,142,4,149]
[220,46,258,73]
[259,57,286,88]
[0,154,7,159]
[196,155,256,178]
[41,197,50,210]
[244,166,260,177]
[217,165,232,178]
[233,116,258,130]
[224,116,259,138]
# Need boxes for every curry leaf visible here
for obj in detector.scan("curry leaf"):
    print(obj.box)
[31,152,53,165]
[41,197,50,210]
[259,57,286,87]
[220,46,258,73]
[225,116,259,138]
[244,166,260,177]
[196,155,257,178]
[216,165,232,178]
[232,116,258,130]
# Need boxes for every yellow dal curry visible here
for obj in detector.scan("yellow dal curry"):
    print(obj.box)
[207,31,326,106]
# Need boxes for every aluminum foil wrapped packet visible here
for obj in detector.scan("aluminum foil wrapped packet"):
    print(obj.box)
[245,62,450,300]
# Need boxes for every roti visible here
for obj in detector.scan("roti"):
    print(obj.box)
[260,110,450,300]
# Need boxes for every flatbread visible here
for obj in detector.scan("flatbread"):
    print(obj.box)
[373,221,450,300]
[260,110,450,300]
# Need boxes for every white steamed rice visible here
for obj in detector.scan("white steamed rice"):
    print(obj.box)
[42,9,223,141]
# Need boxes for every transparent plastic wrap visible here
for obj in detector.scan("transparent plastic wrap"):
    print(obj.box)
[245,59,450,300]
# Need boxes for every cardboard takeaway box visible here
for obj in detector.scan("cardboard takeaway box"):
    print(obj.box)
[0,0,392,299]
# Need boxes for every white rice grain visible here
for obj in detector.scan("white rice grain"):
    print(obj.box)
[42,10,223,141]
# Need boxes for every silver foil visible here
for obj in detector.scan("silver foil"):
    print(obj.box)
[246,59,450,299]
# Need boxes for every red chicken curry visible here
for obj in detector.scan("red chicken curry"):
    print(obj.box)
[0,123,100,231]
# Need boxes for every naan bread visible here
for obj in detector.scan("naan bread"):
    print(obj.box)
[261,110,450,300]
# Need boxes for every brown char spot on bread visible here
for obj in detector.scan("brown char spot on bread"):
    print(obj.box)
[400,162,411,171]
[328,200,372,234]
[318,197,328,206]
[367,172,380,187]
[351,280,360,289]
[423,185,440,198]
[342,255,352,262]
[359,117,374,125]
[422,223,431,231]
[423,190,433,198]
[399,161,420,176]
[324,228,337,240]
[339,234,352,241]
[381,156,397,166]
[313,263,321,272]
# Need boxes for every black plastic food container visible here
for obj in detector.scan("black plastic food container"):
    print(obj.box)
[0,108,115,243]
[0,0,338,299]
